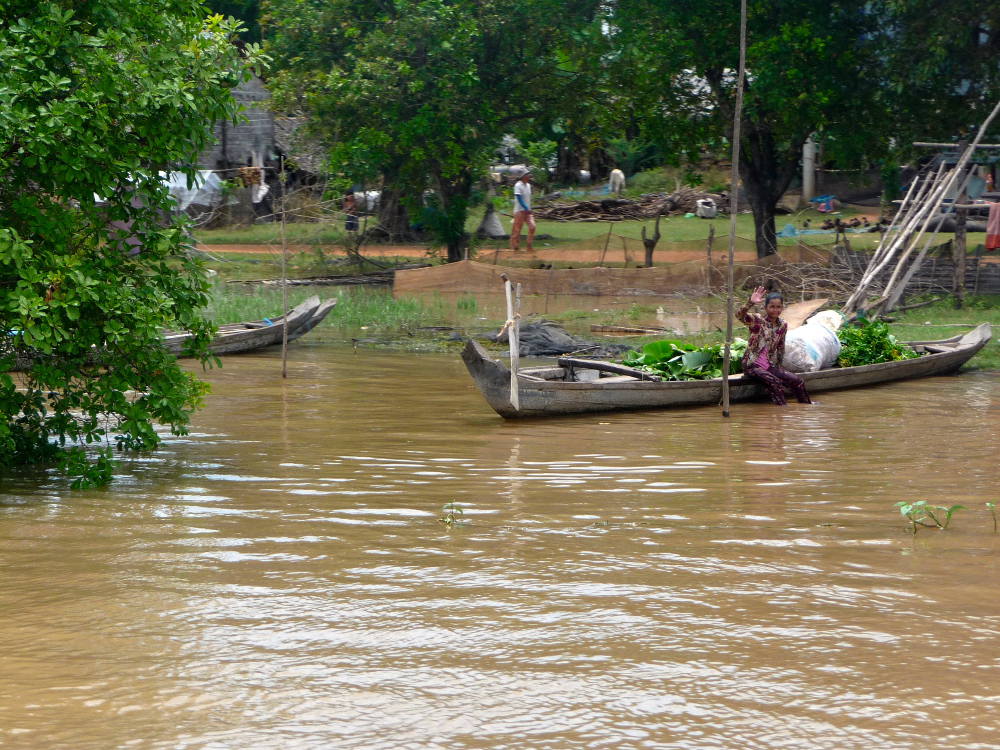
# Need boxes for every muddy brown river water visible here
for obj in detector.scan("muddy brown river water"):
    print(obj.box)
[1,338,998,749]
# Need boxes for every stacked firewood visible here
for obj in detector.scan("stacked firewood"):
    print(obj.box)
[533,187,729,222]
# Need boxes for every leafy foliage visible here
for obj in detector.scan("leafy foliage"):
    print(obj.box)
[204,0,261,43]
[895,500,964,534]
[837,320,918,368]
[621,338,747,381]
[879,2,1000,150]
[608,0,893,258]
[262,0,601,261]
[0,3,261,486]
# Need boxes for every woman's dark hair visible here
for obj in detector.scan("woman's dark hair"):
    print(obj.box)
[765,292,784,304]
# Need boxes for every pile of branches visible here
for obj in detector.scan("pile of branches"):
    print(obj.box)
[722,262,860,305]
[533,187,729,222]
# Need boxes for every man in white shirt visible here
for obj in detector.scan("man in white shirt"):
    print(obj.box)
[510,169,535,252]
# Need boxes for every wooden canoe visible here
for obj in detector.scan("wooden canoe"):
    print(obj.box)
[6,297,337,371]
[163,295,331,356]
[461,323,992,418]
[287,298,338,343]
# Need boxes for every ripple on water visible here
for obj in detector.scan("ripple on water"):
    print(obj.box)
[1,361,998,748]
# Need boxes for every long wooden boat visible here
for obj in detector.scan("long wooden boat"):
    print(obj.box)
[287,298,338,343]
[6,297,336,372]
[461,323,992,418]
[163,296,328,356]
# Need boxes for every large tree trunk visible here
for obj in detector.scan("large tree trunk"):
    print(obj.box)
[746,191,778,259]
[434,170,474,263]
[555,137,586,184]
[739,123,802,260]
[376,183,411,240]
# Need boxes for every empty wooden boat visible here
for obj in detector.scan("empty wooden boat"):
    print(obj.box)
[163,296,329,356]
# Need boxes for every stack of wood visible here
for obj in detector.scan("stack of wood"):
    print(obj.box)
[533,188,729,222]
[841,99,1000,318]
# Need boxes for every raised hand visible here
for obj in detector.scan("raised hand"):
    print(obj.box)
[749,286,767,305]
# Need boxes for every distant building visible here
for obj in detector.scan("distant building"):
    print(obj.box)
[198,76,274,170]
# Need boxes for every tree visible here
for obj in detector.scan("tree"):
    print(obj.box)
[204,0,261,43]
[611,0,891,259]
[263,0,601,262]
[880,2,1000,146]
[0,1,260,485]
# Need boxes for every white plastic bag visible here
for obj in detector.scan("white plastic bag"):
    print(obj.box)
[783,320,842,372]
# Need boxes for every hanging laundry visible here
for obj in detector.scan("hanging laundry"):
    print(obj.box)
[986,202,1000,251]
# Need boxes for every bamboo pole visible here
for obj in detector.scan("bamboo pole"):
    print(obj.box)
[514,281,522,373]
[879,163,979,313]
[842,163,943,314]
[721,0,748,419]
[913,141,1000,149]
[279,156,289,379]
[500,272,519,412]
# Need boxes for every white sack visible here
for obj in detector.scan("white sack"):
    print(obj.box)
[806,309,844,333]
[783,322,841,372]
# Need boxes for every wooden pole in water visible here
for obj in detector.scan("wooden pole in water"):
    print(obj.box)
[279,156,289,379]
[500,272,520,411]
[721,0,747,418]
[514,280,523,376]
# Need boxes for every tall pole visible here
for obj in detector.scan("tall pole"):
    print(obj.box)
[802,136,816,206]
[721,0,748,418]
[279,157,289,379]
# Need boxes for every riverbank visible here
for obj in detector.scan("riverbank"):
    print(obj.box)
[204,280,1000,371]
[196,207,997,370]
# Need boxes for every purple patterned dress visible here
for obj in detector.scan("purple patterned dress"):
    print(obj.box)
[736,302,812,405]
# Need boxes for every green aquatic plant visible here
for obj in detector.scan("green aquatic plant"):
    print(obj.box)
[987,502,997,534]
[439,502,466,528]
[620,338,747,381]
[456,295,479,314]
[838,320,919,367]
[895,500,965,534]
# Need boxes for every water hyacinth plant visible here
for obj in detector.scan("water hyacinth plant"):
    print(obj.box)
[621,338,748,381]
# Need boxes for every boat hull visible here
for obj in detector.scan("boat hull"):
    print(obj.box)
[461,324,992,418]
[163,296,326,356]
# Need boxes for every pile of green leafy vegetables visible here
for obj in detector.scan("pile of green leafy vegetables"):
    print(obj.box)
[836,320,918,367]
[620,339,748,381]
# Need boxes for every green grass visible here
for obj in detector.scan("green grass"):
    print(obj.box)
[204,283,484,337]
[204,283,320,325]
[196,222,350,246]
[198,195,992,261]
[887,295,1000,370]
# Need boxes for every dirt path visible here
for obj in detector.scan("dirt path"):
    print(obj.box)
[198,243,761,264]
[198,243,430,257]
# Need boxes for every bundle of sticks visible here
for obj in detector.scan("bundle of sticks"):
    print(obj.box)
[841,99,1000,318]
[533,187,729,222]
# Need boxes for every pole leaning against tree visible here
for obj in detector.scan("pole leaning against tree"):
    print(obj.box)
[721,0,748,419]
